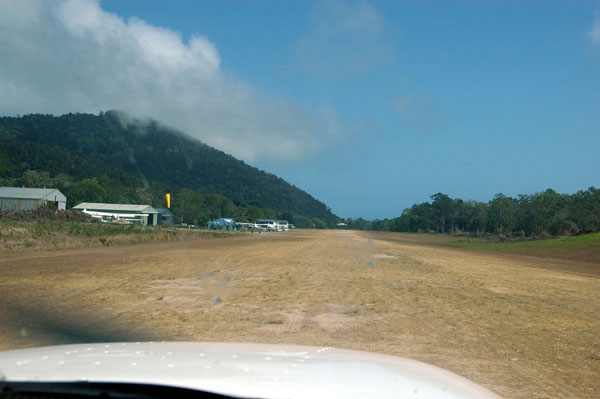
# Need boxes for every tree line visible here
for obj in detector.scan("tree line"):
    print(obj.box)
[342,188,600,237]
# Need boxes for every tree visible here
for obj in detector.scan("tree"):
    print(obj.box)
[66,178,106,207]
[570,187,600,233]
[431,193,453,233]
[397,202,437,232]
[135,187,153,205]
[21,170,53,188]
[487,194,518,235]
[466,201,488,234]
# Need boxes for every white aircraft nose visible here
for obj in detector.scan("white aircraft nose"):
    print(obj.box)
[0,342,501,399]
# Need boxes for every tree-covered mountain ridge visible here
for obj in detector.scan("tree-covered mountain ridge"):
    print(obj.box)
[0,111,337,227]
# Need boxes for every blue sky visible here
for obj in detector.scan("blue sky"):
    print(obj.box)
[2,1,599,219]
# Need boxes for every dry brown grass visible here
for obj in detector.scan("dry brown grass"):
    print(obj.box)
[0,230,598,399]
[0,220,239,251]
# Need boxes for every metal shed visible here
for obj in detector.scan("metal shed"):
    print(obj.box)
[73,203,159,226]
[154,207,175,225]
[0,187,67,212]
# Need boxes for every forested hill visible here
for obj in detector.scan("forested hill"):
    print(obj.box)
[0,111,337,227]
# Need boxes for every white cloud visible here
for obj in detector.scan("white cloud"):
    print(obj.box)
[292,0,395,79]
[0,0,341,163]
[591,16,600,44]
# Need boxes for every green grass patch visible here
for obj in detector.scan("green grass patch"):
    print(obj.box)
[443,233,600,256]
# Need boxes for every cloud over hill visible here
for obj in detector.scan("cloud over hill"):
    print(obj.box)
[0,0,341,163]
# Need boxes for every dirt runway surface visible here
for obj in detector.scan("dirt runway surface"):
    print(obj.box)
[1,230,599,398]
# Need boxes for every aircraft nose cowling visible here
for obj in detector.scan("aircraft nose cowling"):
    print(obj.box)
[0,342,501,399]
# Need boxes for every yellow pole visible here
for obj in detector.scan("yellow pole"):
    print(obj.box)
[166,193,171,208]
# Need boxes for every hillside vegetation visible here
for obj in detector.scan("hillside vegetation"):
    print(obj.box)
[0,112,337,227]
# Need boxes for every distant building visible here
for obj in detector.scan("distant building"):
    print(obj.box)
[73,202,159,226]
[0,187,67,212]
[154,207,175,225]
[207,218,237,231]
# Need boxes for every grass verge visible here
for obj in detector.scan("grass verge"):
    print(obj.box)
[0,219,243,251]
[442,232,600,262]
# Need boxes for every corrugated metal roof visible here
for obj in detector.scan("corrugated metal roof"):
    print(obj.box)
[0,187,66,201]
[73,203,158,213]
